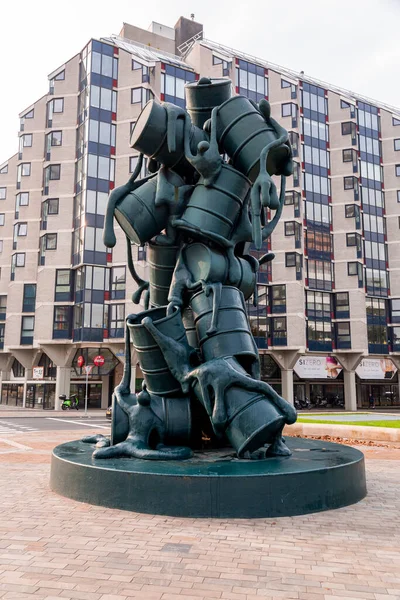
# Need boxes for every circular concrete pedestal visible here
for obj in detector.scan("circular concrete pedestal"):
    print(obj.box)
[50,437,366,518]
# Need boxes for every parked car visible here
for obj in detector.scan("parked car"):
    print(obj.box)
[106,405,112,419]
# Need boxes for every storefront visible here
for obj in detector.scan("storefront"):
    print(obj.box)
[71,347,120,409]
[25,382,56,409]
[356,358,399,408]
[0,383,24,407]
[293,355,344,409]
[259,354,282,395]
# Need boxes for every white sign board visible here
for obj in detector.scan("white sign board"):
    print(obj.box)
[32,366,44,380]
[356,358,397,380]
[294,356,342,379]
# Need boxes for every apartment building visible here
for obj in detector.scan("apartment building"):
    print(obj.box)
[0,16,399,411]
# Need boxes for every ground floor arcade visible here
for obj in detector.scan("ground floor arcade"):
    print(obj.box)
[0,344,399,411]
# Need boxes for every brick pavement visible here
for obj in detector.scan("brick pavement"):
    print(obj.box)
[0,429,400,600]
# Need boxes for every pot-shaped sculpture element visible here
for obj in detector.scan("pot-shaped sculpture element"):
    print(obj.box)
[182,243,256,300]
[190,285,258,376]
[113,171,184,246]
[182,308,198,350]
[175,164,251,245]
[127,306,188,396]
[130,100,207,178]
[110,393,192,447]
[185,77,232,129]
[148,243,179,308]
[218,361,285,457]
[216,95,291,182]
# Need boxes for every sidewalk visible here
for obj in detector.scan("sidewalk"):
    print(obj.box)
[1,428,400,599]
[0,407,106,418]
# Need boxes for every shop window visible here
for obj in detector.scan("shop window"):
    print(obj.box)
[0,295,6,320]
[269,285,286,314]
[38,353,57,378]
[0,383,24,407]
[53,306,72,339]
[335,292,350,319]
[22,284,36,312]
[12,359,25,378]
[109,304,125,338]
[21,316,34,345]
[72,347,119,377]
[336,322,351,349]
[55,269,73,301]
[111,266,126,300]
[270,317,287,346]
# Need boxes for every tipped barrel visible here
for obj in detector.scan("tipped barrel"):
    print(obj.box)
[148,243,179,308]
[185,77,232,129]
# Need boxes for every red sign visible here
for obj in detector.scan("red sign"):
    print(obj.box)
[77,355,85,368]
[93,355,105,367]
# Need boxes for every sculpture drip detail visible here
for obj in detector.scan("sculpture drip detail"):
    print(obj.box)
[87,76,297,461]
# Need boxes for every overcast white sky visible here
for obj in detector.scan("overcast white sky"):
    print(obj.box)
[1,0,399,165]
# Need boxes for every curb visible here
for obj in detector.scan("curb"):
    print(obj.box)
[285,422,400,442]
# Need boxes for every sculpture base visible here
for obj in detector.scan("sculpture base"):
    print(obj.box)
[50,437,366,518]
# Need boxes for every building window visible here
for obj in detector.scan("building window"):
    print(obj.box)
[348,261,360,276]
[366,297,388,353]
[48,131,63,148]
[23,109,34,119]
[393,117,400,126]
[131,87,154,106]
[344,176,356,190]
[282,103,295,117]
[342,122,353,135]
[286,252,297,267]
[22,284,36,312]
[0,295,6,320]
[21,316,34,345]
[45,164,61,183]
[288,131,299,157]
[16,222,27,236]
[342,149,357,163]
[394,139,400,151]
[284,221,295,236]
[398,191,400,203]
[19,163,31,177]
[270,317,287,346]
[0,240,3,253]
[346,233,358,247]
[47,198,59,215]
[391,299,400,323]
[16,192,29,207]
[0,214,4,226]
[335,292,350,318]
[235,60,267,102]
[52,98,64,113]
[129,155,148,178]
[53,306,71,339]
[0,188,6,200]
[336,322,351,349]
[12,359,25,378]
[269,285,286,313]
[307,319,332,352]
[281,79,291,88]
[111,266,126,300]
[12,253,25,267]
[45,233,57,250]
[0,165,8,174]
[109,304,125,338]
[132,60,142,70]
[55,269,73,301]
[396,165,400,177]
[345,204,358,218]
[21,134,33,148]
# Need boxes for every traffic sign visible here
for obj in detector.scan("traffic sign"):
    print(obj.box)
[77,355,85,368]
[83,365,93,375]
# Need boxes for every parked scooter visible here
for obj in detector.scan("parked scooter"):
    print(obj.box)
[60,393,79,410]
[294,396,312,410]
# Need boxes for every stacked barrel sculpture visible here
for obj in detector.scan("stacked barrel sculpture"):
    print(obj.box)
[96,77,297,460]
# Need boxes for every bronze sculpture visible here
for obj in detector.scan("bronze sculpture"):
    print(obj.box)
[89,76,297,460]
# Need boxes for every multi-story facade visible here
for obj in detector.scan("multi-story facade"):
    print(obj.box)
[0,16,399,411]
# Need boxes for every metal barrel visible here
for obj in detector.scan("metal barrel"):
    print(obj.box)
[216,95,291,182]
[190,285,258,374]
[130,100,207,178]
[191,357,285,457]
[127,306,187,396]
[182,243,256,300]
[185,77,232,129]
[148,243,179,308]
[111,393,192,447]
[114,171,184,246]
[176,164,250,244]
[182,307,198,350]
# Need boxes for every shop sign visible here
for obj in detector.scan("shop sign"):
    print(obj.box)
[294,356,342,379]
[93,355,105,367]
[356,358,397,380]
[32,367,44,380]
